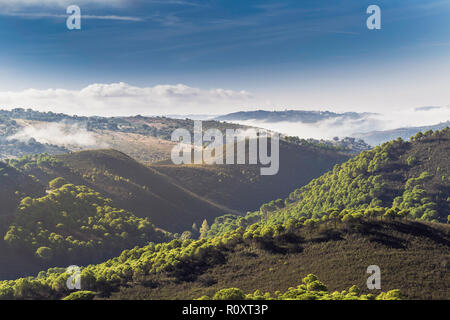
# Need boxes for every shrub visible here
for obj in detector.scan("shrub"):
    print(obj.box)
[306,280,328,292]
[213,288,245,300]
[35,247,53,260]
[62,291,97,300]
[48,177,68,189]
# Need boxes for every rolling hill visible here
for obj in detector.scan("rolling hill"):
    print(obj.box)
[205,127,450,238]
[0,183,170,280]
[3,150,234,233]
[1,215,447,300]
[2,140,350,233]
[151,140,349,214]
[0,137,349,280]
[109,219,449,300]
[0,108,248,163]
[0,128,448,300]
[215,110,371,123]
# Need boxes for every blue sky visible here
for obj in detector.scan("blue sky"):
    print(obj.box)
[0,0,449,117]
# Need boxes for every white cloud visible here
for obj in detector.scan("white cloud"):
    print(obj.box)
[0,82,254,116]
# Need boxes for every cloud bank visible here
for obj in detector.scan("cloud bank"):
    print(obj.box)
[0,82,253,117]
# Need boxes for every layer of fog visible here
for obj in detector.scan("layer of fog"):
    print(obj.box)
[7,122,105,148]
[226,107,450,140]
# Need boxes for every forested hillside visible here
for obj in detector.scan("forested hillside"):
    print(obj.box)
[4,183,168,258]
[0,179,170,279]
[206,128,450,237]
[282,128,449,222]
[0,217,447,300]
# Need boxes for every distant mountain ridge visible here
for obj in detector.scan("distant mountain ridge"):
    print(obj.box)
[0,108,248,163]
[215,109,373,123]
[354,121,450,146]
[0,108,368,163]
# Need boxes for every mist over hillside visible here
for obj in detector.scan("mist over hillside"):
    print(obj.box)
[214,107,450,141]
[0,108,247,162]
[0,108,368,161]
[353,121,450,146]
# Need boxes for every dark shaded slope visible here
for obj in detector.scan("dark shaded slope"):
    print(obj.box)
[54,150,236,232]
[151,140,350,215]
[10,140,349,232]
[0,161,44,217]
[1,151,234,233]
